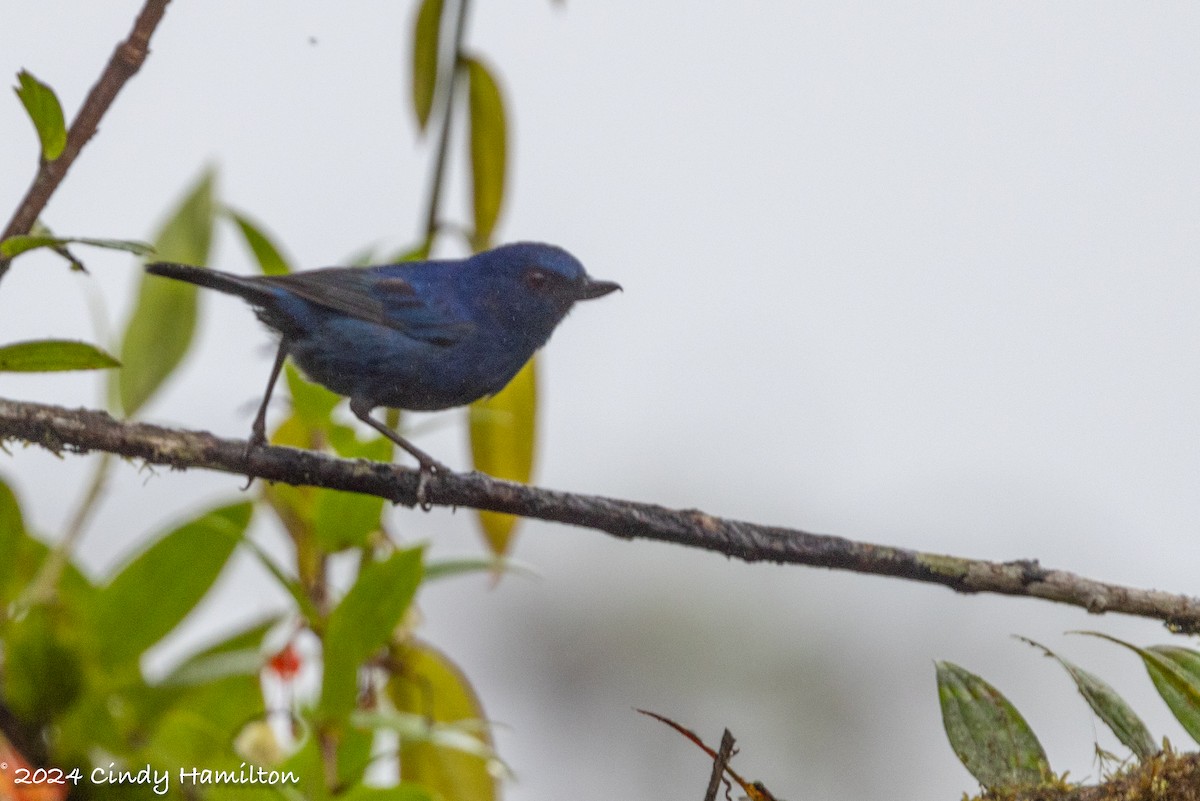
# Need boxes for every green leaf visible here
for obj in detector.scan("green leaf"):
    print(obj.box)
[320,547,424,718]
[313,489,385,552]
[1081,632,1200,745]
[469,357,536,557]
[273,733,330,801]
[463,55,507,250]
[0,476,25,600]
[1146,645,1200,744]
[0,476,23,535]
[336,722,377,791]
[15,70,67,160]
[411,0,444,131]
[1,222,84,271]
[0,339,120,372]
[424,554,538,582]
[228,209,292,275]
[1149,645,1200,681]
[1017,636,1157,760]
[116,167,217,416]
[0,235,57,259]
[3,607,84,721]
[91,502,250,669]
[935,661,1051,791]
[0,520,96,619]
[0,234,153,260]
[387,640,499,801]
[143,669,266,769]
[339,784,437,801]
[161,616,280,686]
[51,683,157,763]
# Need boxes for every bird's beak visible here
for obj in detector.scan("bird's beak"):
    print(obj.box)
[575,277,622,301]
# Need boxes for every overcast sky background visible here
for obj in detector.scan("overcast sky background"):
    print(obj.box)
[4,2,1200,799]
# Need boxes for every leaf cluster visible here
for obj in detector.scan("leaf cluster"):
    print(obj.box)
[937,634,1200,798]
[0,2,551,799]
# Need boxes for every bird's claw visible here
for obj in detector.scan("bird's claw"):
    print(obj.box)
[414,458,450,511]
[415,471,432,511]
[241,431,267,491]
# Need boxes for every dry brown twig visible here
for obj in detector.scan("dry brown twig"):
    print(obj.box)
[3,395,1199,633]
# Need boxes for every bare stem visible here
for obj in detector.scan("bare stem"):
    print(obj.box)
[3,395,1200,632]
[704,730,736,801]
[0,0,172,280]
[420,0,473,250]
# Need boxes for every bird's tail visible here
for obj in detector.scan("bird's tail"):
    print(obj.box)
[146,262,276,306]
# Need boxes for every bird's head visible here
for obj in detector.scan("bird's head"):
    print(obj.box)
[473,242,621,324]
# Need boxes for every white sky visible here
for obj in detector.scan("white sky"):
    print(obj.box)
[4,2,1200,799]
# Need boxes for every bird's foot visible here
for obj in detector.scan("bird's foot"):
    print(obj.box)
[414,456,450,511]
[240,428,267,491]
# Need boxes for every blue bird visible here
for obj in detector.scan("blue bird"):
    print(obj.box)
[146,242,620,475]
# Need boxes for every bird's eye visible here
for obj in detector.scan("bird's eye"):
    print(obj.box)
[523,268,550,290]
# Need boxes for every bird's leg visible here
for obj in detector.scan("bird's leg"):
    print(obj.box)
[250,340,289,449]
[242,340,289,488]
[350,397,450,506]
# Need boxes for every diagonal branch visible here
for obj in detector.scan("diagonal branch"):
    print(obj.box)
[0,0,172,280]
[3,395,1199,632]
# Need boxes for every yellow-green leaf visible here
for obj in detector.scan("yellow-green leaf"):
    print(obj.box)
[15,70,66,161]
[313,488,385,552]
[387,641,497,801]
[286,362,340,428]
[469,357,536,557]
[1146,645,1200,745]
[411,0,444,131]
[228,208,292,275]
[115,168,216,416]
[387,241,432,263]
[0,339,119,372]
[0,234,153,260]
[463,55,507,250]
[935,661,1051,791]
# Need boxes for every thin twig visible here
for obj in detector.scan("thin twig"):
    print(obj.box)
[704,730,736,801]
[0,0,172,280]
[419,0,473,249]
[637,710,752,801]
[3,395,1200,631]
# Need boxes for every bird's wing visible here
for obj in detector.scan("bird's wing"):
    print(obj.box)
[261,268,473,346]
